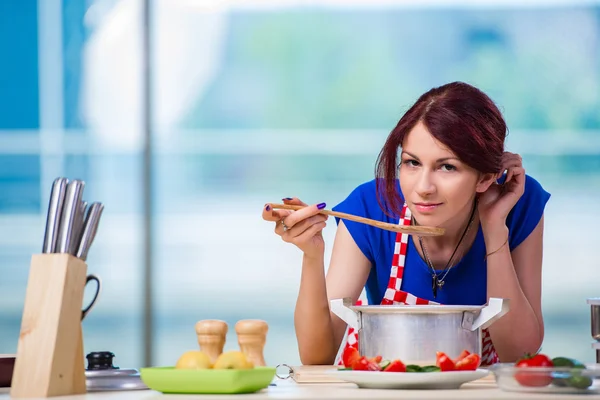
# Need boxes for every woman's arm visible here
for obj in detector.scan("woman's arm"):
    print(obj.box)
[483,216,545,362]
[295,221,371,365]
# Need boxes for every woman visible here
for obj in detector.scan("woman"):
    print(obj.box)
[262,82,550,366]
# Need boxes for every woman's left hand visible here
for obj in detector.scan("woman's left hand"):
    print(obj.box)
[478,152,526,227]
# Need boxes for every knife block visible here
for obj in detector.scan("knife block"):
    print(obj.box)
[10,253,88,398]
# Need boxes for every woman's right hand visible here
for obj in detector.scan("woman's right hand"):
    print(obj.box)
[262,198,329,259]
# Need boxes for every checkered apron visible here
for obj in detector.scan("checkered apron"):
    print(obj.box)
[336,203,499,366]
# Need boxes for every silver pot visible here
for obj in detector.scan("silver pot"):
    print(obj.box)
[331,297,510,365]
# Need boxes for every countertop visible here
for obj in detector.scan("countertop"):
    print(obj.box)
[1,378,599,400]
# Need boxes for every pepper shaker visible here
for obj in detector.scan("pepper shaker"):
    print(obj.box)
[235,319,268,367]
[195,320,228,364]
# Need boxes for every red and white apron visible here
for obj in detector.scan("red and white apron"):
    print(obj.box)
[336,203,499,366]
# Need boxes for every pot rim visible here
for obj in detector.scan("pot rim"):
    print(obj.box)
[349,304,484,314]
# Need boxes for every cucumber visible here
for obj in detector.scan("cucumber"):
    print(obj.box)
[568,373,593,390]
[379,360,391,370]
[551,357,592,389]
[421,365,441,372]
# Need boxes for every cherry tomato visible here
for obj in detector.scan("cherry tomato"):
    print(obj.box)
[436,352,456,371]
[514,353,554,387]
[455,353,480,371]
[342,347,360,368]
[383,360,407,372]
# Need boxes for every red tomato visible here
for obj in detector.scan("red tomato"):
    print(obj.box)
[342,347,360,368]
[383,360,406,372]
[514,353,554,387]
[455,353,480,371]
[369,355,383,364]
[454,350,471,364]
[436,352,456,372]
[351,356,370,371]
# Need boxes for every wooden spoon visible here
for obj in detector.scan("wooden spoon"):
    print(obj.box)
[269,203,445,237]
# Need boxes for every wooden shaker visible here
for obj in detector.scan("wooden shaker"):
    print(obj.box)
[235,319,268,366]
[195,320,228,364]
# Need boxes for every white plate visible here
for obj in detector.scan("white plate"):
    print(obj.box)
[324,368,489,390]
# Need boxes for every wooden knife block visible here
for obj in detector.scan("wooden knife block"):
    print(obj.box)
[10,253,88,398]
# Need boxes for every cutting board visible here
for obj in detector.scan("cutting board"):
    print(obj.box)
[278,365,497,385]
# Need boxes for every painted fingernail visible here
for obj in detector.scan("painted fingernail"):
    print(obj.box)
[317,202,326,209]
[282,197,292,201]
[265,204,271,211]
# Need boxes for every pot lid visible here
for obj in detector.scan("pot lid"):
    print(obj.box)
[85,351,148,392]
[349,304,484,314]
[587,298,600,306]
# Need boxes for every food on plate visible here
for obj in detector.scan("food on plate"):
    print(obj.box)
[513,353,593,389]
[339,347,479,372]
[213,350,254,370]
[175,351,213,370]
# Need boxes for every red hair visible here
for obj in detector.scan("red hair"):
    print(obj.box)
[375,82,507,218]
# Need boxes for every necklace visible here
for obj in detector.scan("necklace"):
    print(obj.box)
[416,199,477,299]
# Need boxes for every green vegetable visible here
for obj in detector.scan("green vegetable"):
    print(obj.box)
[550,357,592,389]
[404,365,440,373]
[568,373,593,390]
[406,365,423,373]
[379,360,391,370]
[337,367,352,371]
[551,357,584,368]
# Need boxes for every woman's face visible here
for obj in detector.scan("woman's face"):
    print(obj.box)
[398,121,492,228]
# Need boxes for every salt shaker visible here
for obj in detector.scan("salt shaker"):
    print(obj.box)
[195,320,228,364]
[235,319,268,366]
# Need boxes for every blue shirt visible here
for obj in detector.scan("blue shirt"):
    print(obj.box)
[332,175,551,307]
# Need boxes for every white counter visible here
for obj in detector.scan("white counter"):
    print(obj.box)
[1,378,599,400]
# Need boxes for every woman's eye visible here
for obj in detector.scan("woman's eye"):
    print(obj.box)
[440,164,456,172]
[404,160,419,167]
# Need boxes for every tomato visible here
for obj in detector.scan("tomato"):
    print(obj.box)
[342,347,360,368]
[455,353,480,371]
[351,356,370,371]
[436,352,456,371]
[366,360,382,371]
[454,350,471,363]
[514,353,554,387]
[383,360,406,372]
[369,355,383,364]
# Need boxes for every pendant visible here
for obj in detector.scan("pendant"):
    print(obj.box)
[432,274,438,298]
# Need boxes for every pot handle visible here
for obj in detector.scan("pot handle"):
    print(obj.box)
[462,297,510,331]
[330,298,361,330]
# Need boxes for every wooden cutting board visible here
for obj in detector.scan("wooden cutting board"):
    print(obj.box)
[279,365,346,383]
[279,365,497,385]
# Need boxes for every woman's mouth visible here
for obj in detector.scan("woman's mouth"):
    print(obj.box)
[413,202,443,213]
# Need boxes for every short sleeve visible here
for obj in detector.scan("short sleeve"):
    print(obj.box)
[331,180,388,265]
[507,174,551,250]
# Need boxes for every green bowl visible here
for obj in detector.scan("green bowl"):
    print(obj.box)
[140,366,276,394]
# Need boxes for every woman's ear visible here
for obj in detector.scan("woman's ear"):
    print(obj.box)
[475,172,497,193]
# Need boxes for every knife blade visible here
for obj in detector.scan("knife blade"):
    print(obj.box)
[42,177,68,253]
[76,202,104,261]
[72,200,88,255]
[57,180,85,254]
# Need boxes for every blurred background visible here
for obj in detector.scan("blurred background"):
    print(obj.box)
[1,0,599,369]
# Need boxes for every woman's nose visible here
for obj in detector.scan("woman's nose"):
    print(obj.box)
[415,172,436,196]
